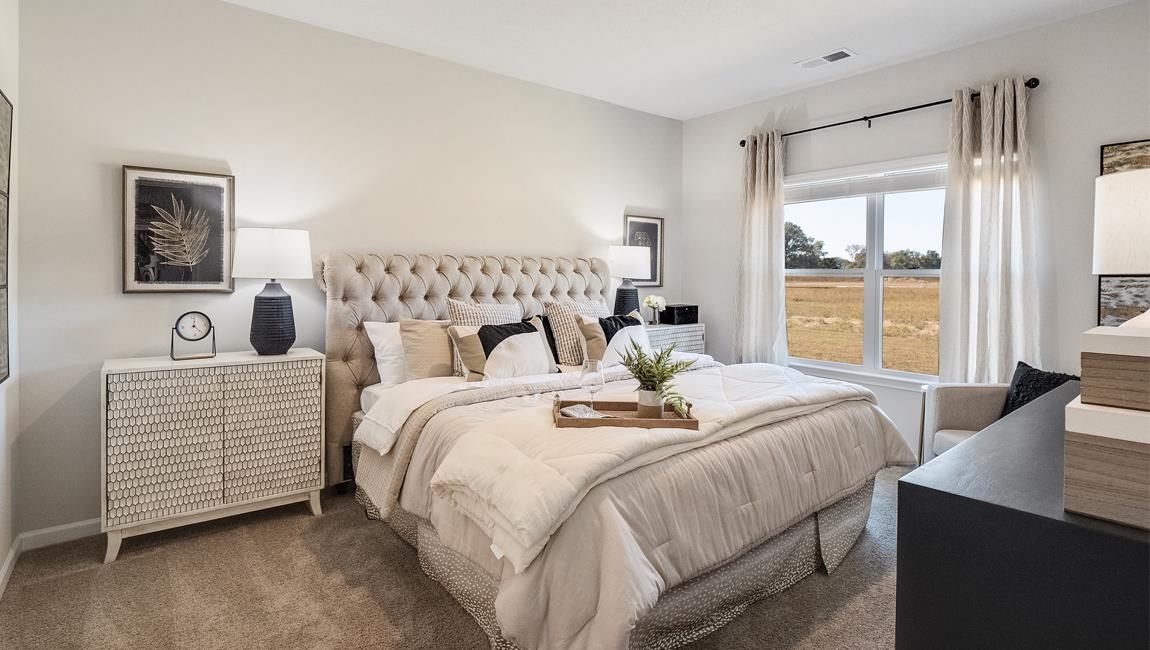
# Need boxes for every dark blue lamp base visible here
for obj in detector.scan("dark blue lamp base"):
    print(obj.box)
[250,281,296,356]
[614,278,640,316]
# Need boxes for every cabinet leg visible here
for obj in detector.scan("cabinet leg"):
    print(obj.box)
[307,490,322,516]
[104,531,122,564]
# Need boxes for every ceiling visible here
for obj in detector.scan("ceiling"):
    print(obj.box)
[221,0,1126,120]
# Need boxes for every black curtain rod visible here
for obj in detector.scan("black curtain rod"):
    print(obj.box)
[738,77,1039,147]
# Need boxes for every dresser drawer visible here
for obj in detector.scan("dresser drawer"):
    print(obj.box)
[646,324,706,354]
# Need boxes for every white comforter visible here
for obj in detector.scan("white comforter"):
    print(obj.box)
[430,363,884,572]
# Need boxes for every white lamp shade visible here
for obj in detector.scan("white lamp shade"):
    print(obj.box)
[1093,169,1150,275]
[607,245,651,280]
[231,228,313,279]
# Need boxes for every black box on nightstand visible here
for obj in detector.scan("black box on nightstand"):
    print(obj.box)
[660,304,698,325]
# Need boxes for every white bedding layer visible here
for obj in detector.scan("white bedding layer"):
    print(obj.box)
[359,363,914,649]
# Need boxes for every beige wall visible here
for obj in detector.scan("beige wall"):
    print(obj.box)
[681,3,1150,441]
[0,0,18,570]
[16,0,682,532]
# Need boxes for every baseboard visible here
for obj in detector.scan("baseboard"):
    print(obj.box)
[19,518,101,551]
[0,536,20,598]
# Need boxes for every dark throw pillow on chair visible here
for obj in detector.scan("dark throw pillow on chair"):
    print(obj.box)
[1000,361,1079,417]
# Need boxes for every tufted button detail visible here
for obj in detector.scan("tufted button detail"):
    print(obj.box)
[341,296,348,302]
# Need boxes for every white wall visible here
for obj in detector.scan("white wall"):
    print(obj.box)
[0,0,18,576]
[681,3,1150,445]
[16,0,682,532]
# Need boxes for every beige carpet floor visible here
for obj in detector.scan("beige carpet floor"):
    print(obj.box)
[0,467,909,649]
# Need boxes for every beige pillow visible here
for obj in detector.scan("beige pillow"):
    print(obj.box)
[399,319,454,380]
[447,299,524,375]
[543,300,611,366]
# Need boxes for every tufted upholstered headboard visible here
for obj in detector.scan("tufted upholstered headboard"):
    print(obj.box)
[316,253,611,485]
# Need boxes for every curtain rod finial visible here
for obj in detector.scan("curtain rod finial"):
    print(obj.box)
[1025,77,1040,89]
[739,139,747,147]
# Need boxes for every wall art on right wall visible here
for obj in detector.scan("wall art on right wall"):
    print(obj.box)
[1097,138,1150,326]
[0,87,13,385]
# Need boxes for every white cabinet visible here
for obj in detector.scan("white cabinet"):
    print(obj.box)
[645,323,706,354]
[101,349,325,562]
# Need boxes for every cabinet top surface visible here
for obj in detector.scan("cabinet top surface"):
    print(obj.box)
[647,323,704,330]
[901,381,1147,542]
[103,348,324,373]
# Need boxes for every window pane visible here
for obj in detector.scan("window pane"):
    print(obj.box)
[786,275,864,365]
[882,276,939,374]
[883,189,943,269]
[785,197,867,269]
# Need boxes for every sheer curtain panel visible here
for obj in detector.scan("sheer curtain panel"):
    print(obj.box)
[939,76,1041,383]
[734,130,788,364]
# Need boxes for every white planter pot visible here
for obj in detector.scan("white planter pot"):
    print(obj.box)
[637,389,664,419]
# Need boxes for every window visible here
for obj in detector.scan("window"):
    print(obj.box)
[783,159,945,377]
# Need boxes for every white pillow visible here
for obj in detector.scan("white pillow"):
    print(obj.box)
[363,321,408,386]
[577,311,652,367]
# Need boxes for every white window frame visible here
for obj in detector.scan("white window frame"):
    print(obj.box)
[783,155,946,381]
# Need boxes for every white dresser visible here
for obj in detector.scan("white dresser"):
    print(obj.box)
[100,348,325,562]
[646,323,706,354]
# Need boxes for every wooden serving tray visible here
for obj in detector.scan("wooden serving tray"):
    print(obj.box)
[552,397,699,430]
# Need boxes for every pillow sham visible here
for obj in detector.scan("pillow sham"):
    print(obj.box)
[543,300,611,366]
[363,321,407,386]
[447,299,524,375]
[449,317,558,381]
[399,319,454,380]
[577,311,652,367]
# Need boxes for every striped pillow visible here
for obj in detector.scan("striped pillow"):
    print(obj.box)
[447,299,524,375]
[543,300,611,366]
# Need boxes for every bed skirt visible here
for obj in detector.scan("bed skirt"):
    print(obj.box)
[353,443,875,650]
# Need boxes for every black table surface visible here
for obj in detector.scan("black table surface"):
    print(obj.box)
[899,380,1148,543]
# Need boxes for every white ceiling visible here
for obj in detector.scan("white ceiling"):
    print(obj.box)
[221,0,1126,120]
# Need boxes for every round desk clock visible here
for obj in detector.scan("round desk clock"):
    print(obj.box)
[171,311,217,360]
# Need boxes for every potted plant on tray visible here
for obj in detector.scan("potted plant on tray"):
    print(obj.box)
[620,341,695,418]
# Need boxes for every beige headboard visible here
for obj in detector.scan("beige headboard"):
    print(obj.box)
[316,253,611,484]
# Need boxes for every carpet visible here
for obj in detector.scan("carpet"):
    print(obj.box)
[0,467,909,649]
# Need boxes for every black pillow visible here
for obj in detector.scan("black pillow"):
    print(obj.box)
[1000,361,1079,417]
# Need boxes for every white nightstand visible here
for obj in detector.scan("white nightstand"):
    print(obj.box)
[100,348,325,562]
[645,323,706,354]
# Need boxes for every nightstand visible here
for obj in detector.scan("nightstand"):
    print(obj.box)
[100,348,325,562]
[645,323,706,354]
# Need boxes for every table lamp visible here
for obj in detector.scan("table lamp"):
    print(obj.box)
[232,228,313,355]
[607,245,651,315]
[1093,168,1150,327]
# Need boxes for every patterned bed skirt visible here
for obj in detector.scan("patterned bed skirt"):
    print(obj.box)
[353,442,875,650]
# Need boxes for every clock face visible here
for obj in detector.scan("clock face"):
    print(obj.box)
[175,311,212,342]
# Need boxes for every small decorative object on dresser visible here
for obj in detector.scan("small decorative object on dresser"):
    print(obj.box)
[645,322,705,354]
[170,310,216,360]
[232,228,313,355]
[660,303,698,325]
[101,348,325,562]
[607,245,650,315]
[122,166,235,293]
[642,294,666,325]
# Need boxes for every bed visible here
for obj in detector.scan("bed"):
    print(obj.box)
[317,253,915,650]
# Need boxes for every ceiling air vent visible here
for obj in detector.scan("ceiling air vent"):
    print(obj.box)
[796,48,857,70]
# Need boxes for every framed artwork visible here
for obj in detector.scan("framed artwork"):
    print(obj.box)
[624,214,664,288]
[1097,139,1150,325]
[123,166,235,293]
[0,87,13,384]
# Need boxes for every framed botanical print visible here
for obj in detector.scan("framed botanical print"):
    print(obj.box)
[123,166,234,293]
[1097,139,1149,325]
[624,214,664,287]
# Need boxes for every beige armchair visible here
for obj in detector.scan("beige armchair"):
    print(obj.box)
[921,383,1011,463]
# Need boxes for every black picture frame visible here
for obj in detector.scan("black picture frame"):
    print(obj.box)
[123,166,235,293]
[1097,139,1150,325]
[0,87,13,385]
[624,214,664,288]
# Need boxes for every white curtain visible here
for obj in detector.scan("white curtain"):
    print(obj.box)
[734,130,788,364]
[939,76,1041,383]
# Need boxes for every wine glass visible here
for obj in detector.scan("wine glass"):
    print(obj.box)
[580,359,605,410]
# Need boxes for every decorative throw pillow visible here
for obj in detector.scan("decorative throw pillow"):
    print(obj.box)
[447,299,524,375]
[399,319,454,380]
[363,321,407,385]
[529,314,561,364]
[577,311,652,367]
[1000,361,1079,417]
[543,300,611,366]
[449,317,557,382]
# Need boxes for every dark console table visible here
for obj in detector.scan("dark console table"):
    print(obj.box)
[896,381,1149,649]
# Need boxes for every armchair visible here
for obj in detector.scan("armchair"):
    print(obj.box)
[920,383,1011,463]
